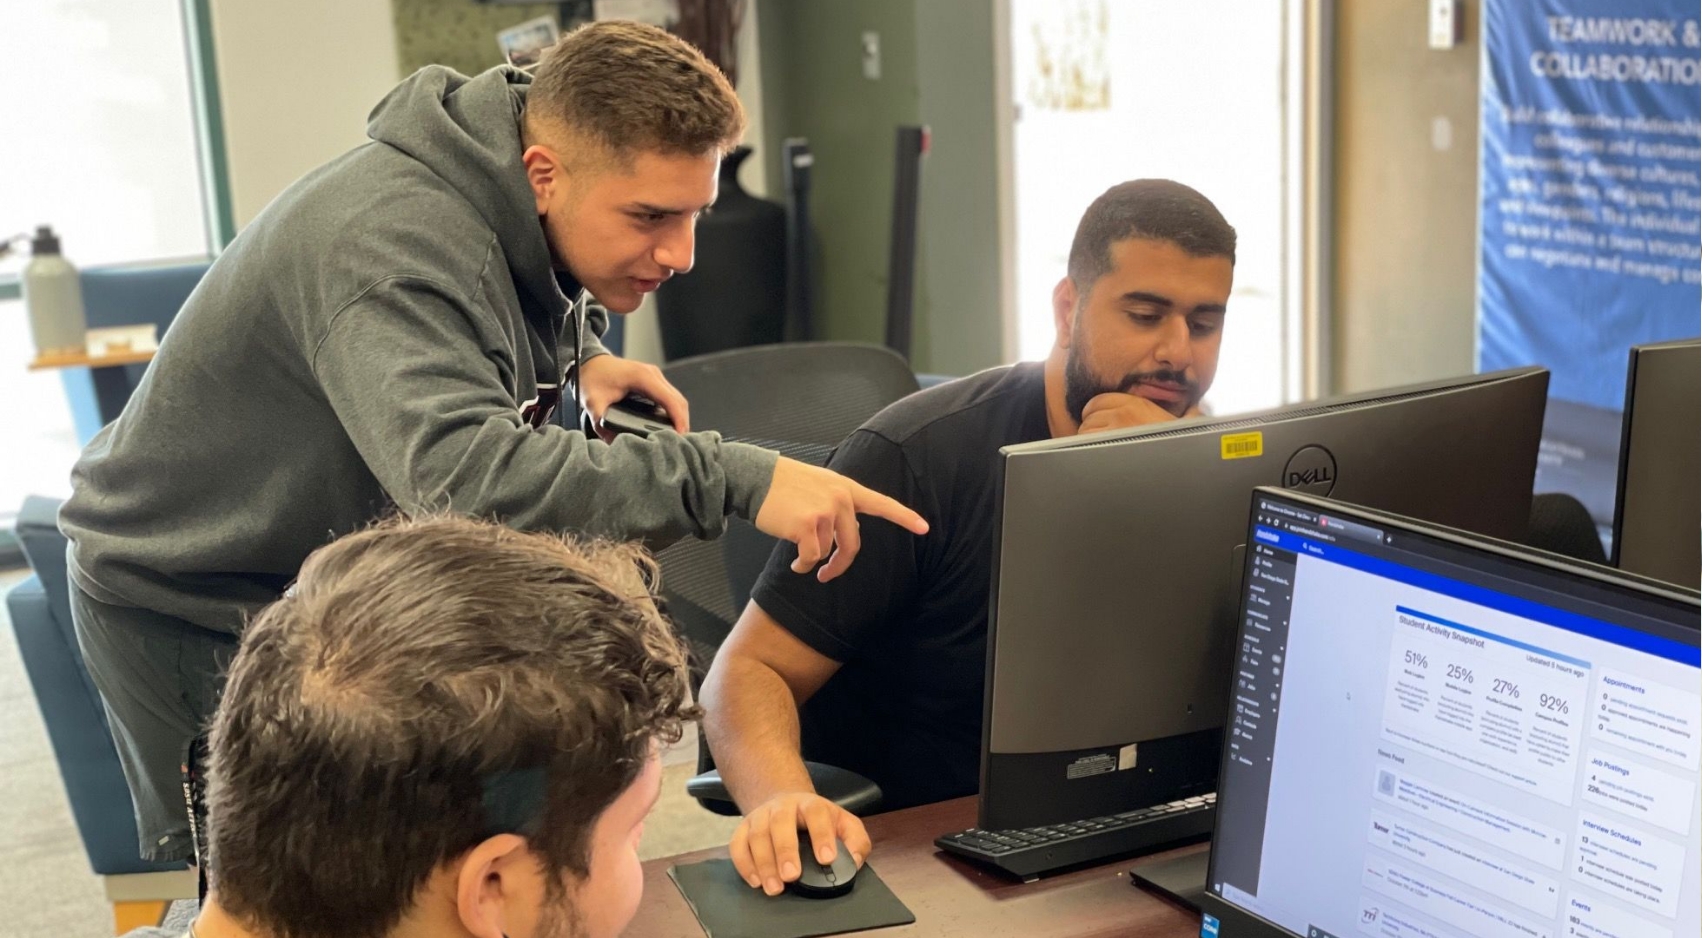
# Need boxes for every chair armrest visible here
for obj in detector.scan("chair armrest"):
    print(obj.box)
[687,762,885,818]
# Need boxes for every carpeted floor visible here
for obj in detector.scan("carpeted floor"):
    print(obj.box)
[0,565,739,936]
[0,567,112,937]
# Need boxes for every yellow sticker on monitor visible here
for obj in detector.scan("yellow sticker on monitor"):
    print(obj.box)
[1220,431,1264,460]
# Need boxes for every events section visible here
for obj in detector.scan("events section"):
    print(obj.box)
[1562,893,1673,938]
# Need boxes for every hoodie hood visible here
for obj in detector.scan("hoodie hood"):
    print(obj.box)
[366,65,566,319]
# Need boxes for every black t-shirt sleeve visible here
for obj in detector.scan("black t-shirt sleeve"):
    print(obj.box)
[749,429,933,663]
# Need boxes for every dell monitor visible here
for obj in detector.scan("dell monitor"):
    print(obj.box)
[1611,338,1699,587]
[975,367,1549,844]
[1202,487,1700,938]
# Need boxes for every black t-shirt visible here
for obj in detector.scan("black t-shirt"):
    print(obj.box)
[749,363,1050,811]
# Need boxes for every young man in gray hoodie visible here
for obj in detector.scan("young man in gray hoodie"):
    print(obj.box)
[62,21,925,864]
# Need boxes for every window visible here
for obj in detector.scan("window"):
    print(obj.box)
[0,0,212,508]
[1004,0,1294,416]
[0,0,211,268]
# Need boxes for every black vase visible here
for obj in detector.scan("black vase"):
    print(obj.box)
[655,146,786,360]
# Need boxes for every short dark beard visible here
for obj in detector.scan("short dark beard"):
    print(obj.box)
[1062,323,1198,422]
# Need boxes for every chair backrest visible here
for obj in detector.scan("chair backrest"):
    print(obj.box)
[652,341,919,698]
[65,261,210,442]
[1527,492,1609,566]
[80,261,208,334]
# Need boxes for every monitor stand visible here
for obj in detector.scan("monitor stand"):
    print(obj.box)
[1129,847,1211,910]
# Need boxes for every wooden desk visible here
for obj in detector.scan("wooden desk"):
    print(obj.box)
[28,348,156,371]
[27,346,158,428]
[632,796,1205,938]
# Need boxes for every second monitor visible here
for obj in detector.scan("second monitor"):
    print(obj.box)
[1612,337,1700,587]
[977,366,1549,839]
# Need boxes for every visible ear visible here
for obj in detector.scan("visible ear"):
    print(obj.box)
[523,145,563,216]
[1052,277,1079,351]
[454,834,533,938]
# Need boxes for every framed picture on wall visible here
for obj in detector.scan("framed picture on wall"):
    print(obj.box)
[497,15,560,68]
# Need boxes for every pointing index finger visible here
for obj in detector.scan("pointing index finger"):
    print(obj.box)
[851,486,929,535]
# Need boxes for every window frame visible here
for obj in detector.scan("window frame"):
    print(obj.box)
[0,0,234,302]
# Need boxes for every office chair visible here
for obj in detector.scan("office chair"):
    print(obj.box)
[655,343,920,817]
[65,261,210,443]
[1526,492,1609,566]
[6,497,195,932]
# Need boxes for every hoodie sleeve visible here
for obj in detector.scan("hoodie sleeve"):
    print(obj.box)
[577,296,610,363]
[311,275,777,544]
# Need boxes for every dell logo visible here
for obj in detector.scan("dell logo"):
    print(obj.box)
[1282,445,1337,496]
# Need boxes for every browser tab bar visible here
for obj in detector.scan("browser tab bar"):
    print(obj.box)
[1314,513,1387,546]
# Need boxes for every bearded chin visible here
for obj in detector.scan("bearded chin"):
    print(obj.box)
[1063,343,1107,425]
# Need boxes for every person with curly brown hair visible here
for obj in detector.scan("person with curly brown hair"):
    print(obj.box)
[128,514,697,938]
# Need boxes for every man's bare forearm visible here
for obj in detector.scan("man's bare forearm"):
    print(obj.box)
[701,654,817,812]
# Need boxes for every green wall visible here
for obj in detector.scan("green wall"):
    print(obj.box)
[392,0,1010,376]
[759,0,1004,375]
[392,0,559,76]
[1332,0,1481,393]
[913,0,1002,376]
[758,0,922,353]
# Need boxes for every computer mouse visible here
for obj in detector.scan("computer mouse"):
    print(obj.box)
[785,830,859,899]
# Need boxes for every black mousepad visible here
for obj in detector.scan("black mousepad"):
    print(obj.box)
[1129,848,1210,910]
[667,858,915,938]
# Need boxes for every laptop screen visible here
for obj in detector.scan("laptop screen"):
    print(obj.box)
[1206,491,1701,938]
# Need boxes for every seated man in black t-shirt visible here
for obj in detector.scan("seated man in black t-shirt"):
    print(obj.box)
[699,179,1238,896]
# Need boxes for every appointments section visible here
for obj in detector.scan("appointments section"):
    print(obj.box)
[1590,668,1700,769]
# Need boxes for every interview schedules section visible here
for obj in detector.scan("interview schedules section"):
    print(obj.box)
[1243,551,1700,938]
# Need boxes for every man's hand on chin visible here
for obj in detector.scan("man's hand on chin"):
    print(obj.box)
[1077,391,1203,435]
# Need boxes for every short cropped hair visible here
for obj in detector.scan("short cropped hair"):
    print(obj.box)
[523,19,746,161]
[206,515,697,938]
[1066,179,1237,294]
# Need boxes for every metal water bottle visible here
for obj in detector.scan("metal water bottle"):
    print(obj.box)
[21,225,87,358]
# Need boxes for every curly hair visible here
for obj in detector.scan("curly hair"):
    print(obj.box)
[206,514,698,938]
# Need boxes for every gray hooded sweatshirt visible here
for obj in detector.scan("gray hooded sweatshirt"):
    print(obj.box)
[60,66,777,635]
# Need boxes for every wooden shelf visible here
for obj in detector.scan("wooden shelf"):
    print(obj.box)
[28,348,156,371]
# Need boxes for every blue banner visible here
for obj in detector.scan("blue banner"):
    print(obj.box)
[1479,0,1701,411]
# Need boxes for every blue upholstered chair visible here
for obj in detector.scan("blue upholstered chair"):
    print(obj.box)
[6,497,195,932]
[63,261,210,444]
